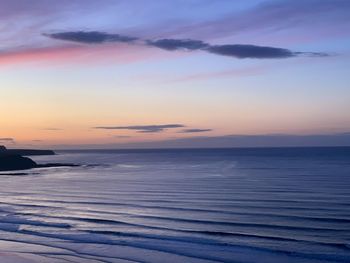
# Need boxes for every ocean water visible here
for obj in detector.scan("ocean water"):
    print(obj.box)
[0,147,349,263]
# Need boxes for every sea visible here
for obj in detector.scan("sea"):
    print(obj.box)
[0,147,349,263]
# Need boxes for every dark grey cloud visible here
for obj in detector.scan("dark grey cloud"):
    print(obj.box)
[205,45,329,59]
[94,124,185,133]
[146,39,209,51]
[206,44,294,59]
[147,40,328,59]
[44,31,138,44]
[44,30,328,59]
[179,129,212,133]
[148,40,329,59]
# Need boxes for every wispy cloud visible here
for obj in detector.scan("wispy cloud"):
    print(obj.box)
[166,0,350,42]
[0,0,344,66]
[0,43,157,67]
[179,129,212,133]
[94,124,185,133]
[171,66,266,82]
[42,128,63,131]
[0,138,15,143]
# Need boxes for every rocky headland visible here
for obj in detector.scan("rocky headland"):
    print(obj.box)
[0,146,79,172]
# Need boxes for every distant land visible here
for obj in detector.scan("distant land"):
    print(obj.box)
[0,145,55,156]
[49,133,350,149]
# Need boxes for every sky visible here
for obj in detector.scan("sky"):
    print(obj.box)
[1,0,350,148]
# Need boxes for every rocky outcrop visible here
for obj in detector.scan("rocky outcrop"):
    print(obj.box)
[0,155,37,171]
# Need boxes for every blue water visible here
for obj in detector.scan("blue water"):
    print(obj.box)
[0,147,349,262]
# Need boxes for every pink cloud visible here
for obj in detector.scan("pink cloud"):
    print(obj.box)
[0,43,168,66]
[0,45,80,66]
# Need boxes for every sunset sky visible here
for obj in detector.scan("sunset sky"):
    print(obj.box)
[1,0,350,148]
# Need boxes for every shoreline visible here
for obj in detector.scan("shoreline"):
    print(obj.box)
[0,146,79,172]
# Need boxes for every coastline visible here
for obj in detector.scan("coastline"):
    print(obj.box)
[0,146,78,172]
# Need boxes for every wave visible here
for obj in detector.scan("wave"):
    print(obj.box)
[1,149,350,262]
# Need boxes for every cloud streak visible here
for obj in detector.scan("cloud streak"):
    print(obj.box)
[94,124,185,133]
[165,0,350,43]
[206,44,294,59]
[179,129,212,133]
[42,128,63,131]
[44,31,138,44]
[44,31,328,59]
[147,39,208,51]
[0,43,159,67]
[0,138,15,143]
